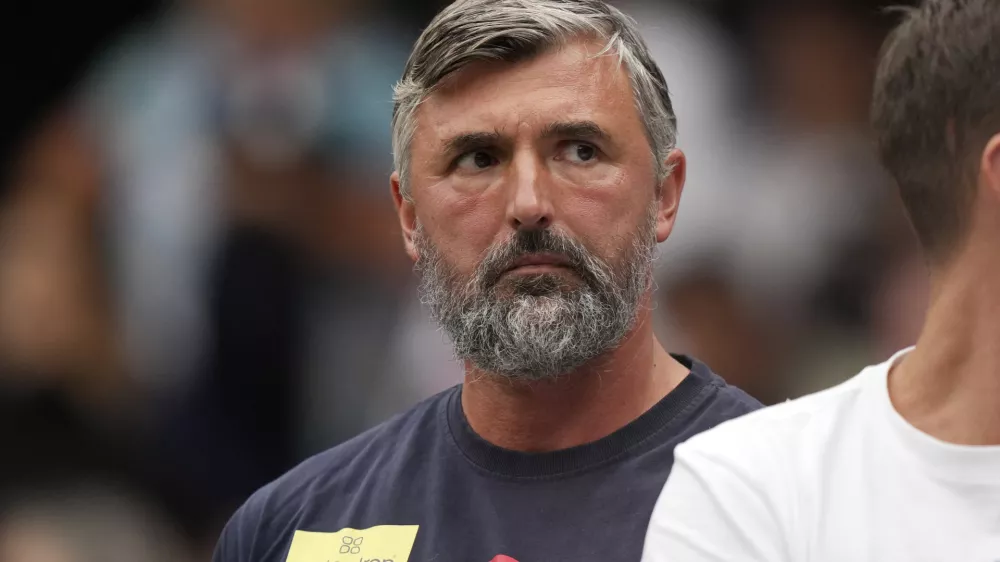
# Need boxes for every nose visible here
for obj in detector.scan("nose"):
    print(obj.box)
[505,149,554,231]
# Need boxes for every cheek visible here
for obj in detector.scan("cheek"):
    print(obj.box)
[555,168,649,251]
[416,186,506,273]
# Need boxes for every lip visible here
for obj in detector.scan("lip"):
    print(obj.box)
[505,253,573,273]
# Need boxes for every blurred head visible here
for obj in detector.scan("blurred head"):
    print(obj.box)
[871,0,1000,265]
[756,2,882,130]
[390,0,685,381]
[195,0,358,45]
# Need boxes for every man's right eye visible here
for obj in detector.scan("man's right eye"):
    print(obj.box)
[455,151,497,172]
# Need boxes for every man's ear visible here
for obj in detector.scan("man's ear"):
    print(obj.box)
[981,133,1000,203]
[391,171,419,262]
[655,149,687,244]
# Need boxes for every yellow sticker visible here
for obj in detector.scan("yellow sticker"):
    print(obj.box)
[285,525,419,562]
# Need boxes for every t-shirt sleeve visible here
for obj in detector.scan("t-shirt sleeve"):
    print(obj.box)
[212,491,268,562]
[212,524,239,562]
[641,438,790,562]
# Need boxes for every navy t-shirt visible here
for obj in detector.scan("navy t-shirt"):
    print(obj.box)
[213,355,760,562]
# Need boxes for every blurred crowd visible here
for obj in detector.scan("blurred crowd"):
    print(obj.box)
[0,0,925,560]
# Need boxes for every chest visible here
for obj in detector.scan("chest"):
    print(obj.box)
[801,457,1000,562]
[275,466,669,562]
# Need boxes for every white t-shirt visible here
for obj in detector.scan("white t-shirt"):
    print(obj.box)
[642,348,1000,562]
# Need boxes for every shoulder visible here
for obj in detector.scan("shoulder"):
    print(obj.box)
[682,356,764,428]
[643,361,892,561]
[702,372,762,418]
[675,359,885,476]
[212,387,457,562]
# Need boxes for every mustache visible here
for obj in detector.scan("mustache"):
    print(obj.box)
[476,228,603,290]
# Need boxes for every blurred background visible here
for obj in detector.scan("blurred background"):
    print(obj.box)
[1,0,925,559]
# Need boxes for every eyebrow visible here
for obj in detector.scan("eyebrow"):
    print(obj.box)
[438,120,613,157]
[540,120,612,144]
[442,130,505,156]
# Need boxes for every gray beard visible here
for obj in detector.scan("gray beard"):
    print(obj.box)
[414,206,658,382]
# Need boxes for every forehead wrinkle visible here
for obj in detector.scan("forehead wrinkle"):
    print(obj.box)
[412,38,644,164]
[428,39,621,109]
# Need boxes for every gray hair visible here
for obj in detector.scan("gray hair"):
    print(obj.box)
[392,0,678,200]
[414,201,658,380]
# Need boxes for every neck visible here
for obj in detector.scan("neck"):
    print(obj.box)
[460,305,690,452]
[890,243,1000,445]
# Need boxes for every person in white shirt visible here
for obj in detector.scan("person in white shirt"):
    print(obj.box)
[641,1,1000,560]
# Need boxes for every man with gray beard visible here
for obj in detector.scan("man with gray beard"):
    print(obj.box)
[213,1,760,561]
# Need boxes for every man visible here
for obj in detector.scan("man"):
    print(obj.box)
[212,1,759,561]
[642,2,1000,561]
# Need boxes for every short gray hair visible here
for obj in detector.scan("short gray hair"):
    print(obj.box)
[392,0,678,200]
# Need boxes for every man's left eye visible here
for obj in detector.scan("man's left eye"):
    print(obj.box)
[561,142,598,163]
